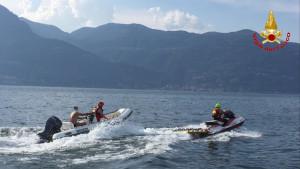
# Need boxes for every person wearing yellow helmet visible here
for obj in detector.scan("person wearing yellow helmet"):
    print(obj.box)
[211,103,227,124]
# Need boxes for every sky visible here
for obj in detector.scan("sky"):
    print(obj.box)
[0,0,299,42]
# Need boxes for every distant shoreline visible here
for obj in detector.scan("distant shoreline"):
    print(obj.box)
[1,84,299,96]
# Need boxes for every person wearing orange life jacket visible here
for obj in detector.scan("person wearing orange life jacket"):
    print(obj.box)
[211,103,228,124]
[93,101,109,122]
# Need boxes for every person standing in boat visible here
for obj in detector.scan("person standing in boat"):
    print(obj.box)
[93,101,108,122]
[69,106,94,127]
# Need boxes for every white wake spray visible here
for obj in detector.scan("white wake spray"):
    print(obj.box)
[0,122,262,166]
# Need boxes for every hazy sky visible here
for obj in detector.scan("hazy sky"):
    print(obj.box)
[0,0,299,42]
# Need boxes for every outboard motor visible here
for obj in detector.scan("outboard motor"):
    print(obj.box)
[37,116,62,143]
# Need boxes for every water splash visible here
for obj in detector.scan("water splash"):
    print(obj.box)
[202,128,262,142]
[70,123,190,164]
[0,127,42,148]
[0,122,178,155]
[0,127,41,137]
[0,122,262,166]
[87,121,145,140]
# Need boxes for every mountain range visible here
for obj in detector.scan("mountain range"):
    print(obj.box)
[1,4,299,93]
[0,5,161,89]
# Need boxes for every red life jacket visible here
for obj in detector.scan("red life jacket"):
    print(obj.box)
[95,107,104,122]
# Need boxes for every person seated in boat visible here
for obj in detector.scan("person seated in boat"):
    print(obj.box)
[211,103,228,125]
[69,106,95,127]
[93,101,109,122]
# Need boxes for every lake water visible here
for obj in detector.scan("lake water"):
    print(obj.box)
[0,85,299,169]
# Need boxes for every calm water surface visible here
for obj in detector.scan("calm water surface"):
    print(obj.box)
[0,85,299,169]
